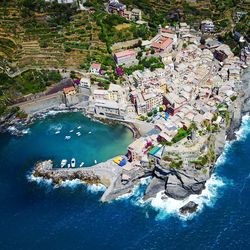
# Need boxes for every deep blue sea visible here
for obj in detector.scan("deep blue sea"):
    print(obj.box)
[0,112,250,250]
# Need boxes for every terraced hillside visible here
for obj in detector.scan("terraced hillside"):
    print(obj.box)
[0,3,109,74]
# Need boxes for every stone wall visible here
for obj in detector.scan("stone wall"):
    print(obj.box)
[19,93,64,114]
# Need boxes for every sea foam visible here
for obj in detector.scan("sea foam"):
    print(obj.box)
[235,114,250,141]
[131,115,250,220]
[28,174,106,194]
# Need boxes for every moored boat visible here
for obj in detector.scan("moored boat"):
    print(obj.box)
[71,158,76,168]
[61,159,67,168]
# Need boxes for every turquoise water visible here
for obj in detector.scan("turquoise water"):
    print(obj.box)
[8,112,133,167]
[1,112,250,249]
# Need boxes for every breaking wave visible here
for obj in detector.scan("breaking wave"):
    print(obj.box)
[235,114,250,141]
[28,174,106,194]
[150,174,225,220]
[128,115,250,220]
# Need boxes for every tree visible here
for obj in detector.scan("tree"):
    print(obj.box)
[200,37,206,45]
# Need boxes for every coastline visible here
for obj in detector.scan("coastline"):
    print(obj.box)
[29,67,250,214]
[1,67,249,215]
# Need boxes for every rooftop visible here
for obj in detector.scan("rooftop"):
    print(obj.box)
[114,50,136,59]
[63,86,75,94]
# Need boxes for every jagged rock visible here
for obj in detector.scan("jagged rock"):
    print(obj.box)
[179,201,198,215]
[165,172,206,200]
[165,174,190,200]
[144,177,165,200]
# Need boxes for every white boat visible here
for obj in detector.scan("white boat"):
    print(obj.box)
[65,136,71,140]
[55,131,61,134]
[71,158,76,168]
[69,130,74,133]
[76,132,81,136]
[61,159,67,168]
[67,163,71,168]
[94,160,97,164]
[88,131,92,134]
[79,162,84,167]
[77,126,81,129]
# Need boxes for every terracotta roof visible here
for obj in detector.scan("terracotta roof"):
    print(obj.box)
[114,50,136,59]
[91,63,101,69]
[63,86,75,94]
[152,37,173,50]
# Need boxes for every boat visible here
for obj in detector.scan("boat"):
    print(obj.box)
[88,131,92,134]
[61,159,67,168]
[69,130,74,133]
[65,136,71,140]
[67,163,71,168]
[55,131,60,134]
[76,132,81,136]
[94,160,97,164]
[71,158,76,168]
[79,162,84,167]
[77,126,81,129]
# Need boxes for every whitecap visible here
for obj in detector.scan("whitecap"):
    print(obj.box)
[27,174,53,187]
[21,128,31,135]
[59,179,83,188]
[235,114,250,141]
[148,174,226,220]
[87,184,106,193]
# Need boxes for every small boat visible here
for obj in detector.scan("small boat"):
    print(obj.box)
[94,160,97,164]
[69,130,74,133]
[67,163,71,168]
[71,158,76,168]
[77,126,81,129]
[88,131,92,134]
[55,131,60,134]
[61,159,67,168]
[76,132,81,136]
[65,136,71,140]
[79,162,84,167]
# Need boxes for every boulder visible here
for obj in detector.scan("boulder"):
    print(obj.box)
[179,201,198,215]
[165,172,206,199]
[165,174,190,200]
[144,177,165,200]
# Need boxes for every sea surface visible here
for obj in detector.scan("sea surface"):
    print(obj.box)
[0,112,250,250]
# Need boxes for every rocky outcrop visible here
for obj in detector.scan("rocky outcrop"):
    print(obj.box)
[179,201,198,215]
[227,68,250,141]
[144,163,209,200]
[144,177,166,200]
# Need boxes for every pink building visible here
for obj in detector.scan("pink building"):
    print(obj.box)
[114,50,138,66]
[151,36,173,53]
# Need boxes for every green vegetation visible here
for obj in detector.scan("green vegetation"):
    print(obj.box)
[230,95,238,102]
[172,128,190,143]
[0,0,248,117]
[123,57,164,75]
[169,160,183,169]
[0,70,62,115]
[190,155,208,166]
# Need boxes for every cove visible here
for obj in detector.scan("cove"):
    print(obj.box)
[1,112,134,168]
